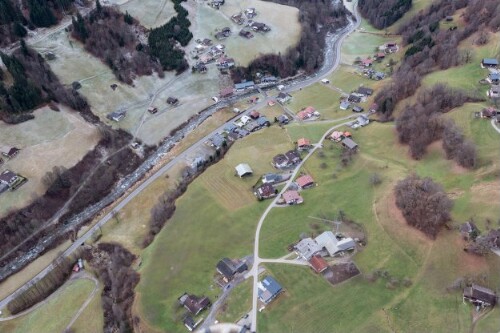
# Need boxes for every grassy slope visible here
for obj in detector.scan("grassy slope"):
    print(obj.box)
[0,279,95,333]
[216,279,253,323]
[70,286,104,333]
[136,126,295,332]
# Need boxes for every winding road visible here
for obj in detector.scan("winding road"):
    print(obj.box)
[0,0,361,329]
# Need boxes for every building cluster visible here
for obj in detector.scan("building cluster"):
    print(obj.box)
[0,147,27,195]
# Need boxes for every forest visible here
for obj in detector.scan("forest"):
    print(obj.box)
[358,0,412,29]
[147,0,192,74]
[231,0,351,82]
[0,44,95,124]
[71,2,163,84]
[0,0,78,47]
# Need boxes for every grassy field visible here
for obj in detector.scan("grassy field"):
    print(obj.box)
[69,285,104,333]
[135,125,295,332]
[216,279,253,323]
[288,83,344,119]
[0,106,100,217]
[0,278,95,333]
[388,0,434,33]
[119,0,175,28]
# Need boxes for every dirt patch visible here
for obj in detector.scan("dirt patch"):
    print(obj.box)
[323,261,360,285]
[470,181,500,204]
[454,236,489,276]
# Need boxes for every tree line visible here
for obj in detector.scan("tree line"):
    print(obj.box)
[147,0,192,74]
[83,243,140,333]
[395,174,453,239]
[231,0,351,82]
[0,45,96,124]
[373,0,500,122]
[358,0,412,29]
[396,84,481,167]
[0,0,77,48]
[7,248,83,314]
[70,2,164,84]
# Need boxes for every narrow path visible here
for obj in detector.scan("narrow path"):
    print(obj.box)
[490,118,500,134]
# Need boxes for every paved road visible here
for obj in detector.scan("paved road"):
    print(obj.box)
[491,118,500,134]
[0,0,360,315]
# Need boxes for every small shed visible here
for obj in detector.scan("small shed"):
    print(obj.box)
[463,284,497,307]
[342,138,358,150]
[235,163,253,177]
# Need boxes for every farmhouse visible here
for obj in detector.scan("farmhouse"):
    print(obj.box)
[217,57,235,69]
[231,13,245,25]
[463,284,496,307]
[481,107,497,118]
[183,315,200,332]
[488,86,500,98]
[348,94,362,103]
[167,97,179,106]
[277,92,292,104]
[309,255,328,273]
[209,133,226,149]
[487,72,500,85]
[254,183,278,200]
[260,75,278,84]
[245,7,257,19]
[297,106,318,120]
[339,101,350,110]
[282,190,303,205]
[250,110,260,119]
[178,293,211,315]
[256,116,271,128]
[357,87,374,96]
[235,163,253,177]
[482,58,499,68]
[272,150,301,169]
[330,131,343,142]
[353,105,364,113]
[342,137,358,150]
[193,63,208,73]
[294,238,322,260]
[361,58,373,67]
[258,276,283,305]
[277,114,289,124]
[296,174,315,189]
[297,138,312,151]
[250,22,270,32]
[239,29,254,39]
[262,173,282,184]
[315,231,356,256]
[375,52,385,60]
[147,106,158,114]
[357,115,370,126]
[2,147,20,159]
[216,258,248,282]
[0,170,19,192]
[107,110,126,122]
[235,81,255,92]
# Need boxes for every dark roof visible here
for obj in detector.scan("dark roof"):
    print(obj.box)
[178,293,211,315]
[460,221,478,234]
[224,123,238,132]
[464,284,497,305]
[256,117,270,126]
[257,183,276,197]
[348,94,362,103]
[482,58,499,66]
[342,137,358,149]
[167,97,179,104]
[210,133,226,147]
[258,276,282,303]
[262,173,281,183]
[353,105,364,112]
[216,258,248,279]
[273,154,287,165]
[235,81,255,90]
[285,150,301,162]
[277,114,289,123]
[183,315,196,330]
[277,92,291,100]
[357,87,373,96]
[4,147,20,157]
[0,170,18,184]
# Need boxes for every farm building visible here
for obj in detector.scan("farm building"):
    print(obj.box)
[282,190,303,205]
[254,183,278,200]
[487,72,500,84]
[357,115,370,126]
[262,173,282,184]
[209,133,226,149]
[463,284,496,307]
[216,258,248,282]
[340,101,350,110]
[272,150,301,169]
[357,87,373,96]
[235,163,253,177]
[178,293,211,315]
[294,238,321,260]
[342,138,358,150]
[277,92,292,104]
[296,174,315,189]
[256,117,271,128]
[297,106,318,120]
[167,97,179,106]
[2,147,20,159]
[239,29,254,39]
[482,58,499,68]
[107,110,126,122]
[235,81,255,92]
[309,255,328,273]
[0,170,26,191]
[258,276,283,305]
[353,105,364,113]
[277,114,289,124]
[297,138,312,150]
[315,231,356,256]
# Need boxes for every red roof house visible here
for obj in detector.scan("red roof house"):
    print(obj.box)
[282,190,303,205]
[297,138,311,150]
[309,255,328,273]
[297,106,316,120]
[296,174,315,189]
[361,58,373,67]
[250,110,261,119]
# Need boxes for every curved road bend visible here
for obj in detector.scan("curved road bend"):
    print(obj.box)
[0,0,360,314]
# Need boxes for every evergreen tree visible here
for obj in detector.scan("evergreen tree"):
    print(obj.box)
[13,21,27,38]
[96,0,102,12]
[0,0,17,25]
[28,0,57,27]
[124,11,133,25]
